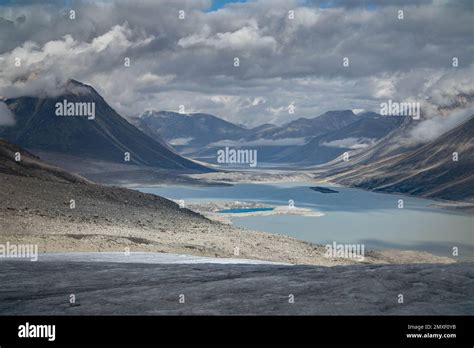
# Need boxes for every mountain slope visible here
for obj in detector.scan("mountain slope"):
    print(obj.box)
[134,110,247,149]
[246,110,360,141]
[272,113,404,165]
[0,138,88,184]
[0,80,210,172]
[314,94,474,175]
[329,116,474,201]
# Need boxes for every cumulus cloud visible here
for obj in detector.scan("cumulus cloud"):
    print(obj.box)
[414,112,471,142]
[0,23,154,99]
[0,0,471,128]
[408,108,473,144]
[178,25,277,51]
[425,65,474,109]
[0,101,15,126]
[401,64,474,144]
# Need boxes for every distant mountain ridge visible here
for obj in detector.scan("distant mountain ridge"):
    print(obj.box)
[133,110,248,149]
[132,109,403,166]
[246,110,360,141]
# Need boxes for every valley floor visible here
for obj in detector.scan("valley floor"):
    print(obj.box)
[0,173,454,266]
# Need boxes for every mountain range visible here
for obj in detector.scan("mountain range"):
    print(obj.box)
[132,110,403,165]
[0,80,210,173]
[1,79,472,203]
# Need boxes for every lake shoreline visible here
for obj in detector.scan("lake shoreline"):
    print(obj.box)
[138,181,472,262]
[0,173,457,266]
[186,170,474,214]
[181,200,324,225]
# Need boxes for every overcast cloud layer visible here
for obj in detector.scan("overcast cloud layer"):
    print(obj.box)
[0,0,472,127]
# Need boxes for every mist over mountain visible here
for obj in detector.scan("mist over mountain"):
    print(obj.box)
[0,80,210,173]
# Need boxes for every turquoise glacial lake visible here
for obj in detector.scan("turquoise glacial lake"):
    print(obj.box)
[138,183,474,261]
[219,207,274,213]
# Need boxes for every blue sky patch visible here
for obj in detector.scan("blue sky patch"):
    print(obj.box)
[207,0,248,12]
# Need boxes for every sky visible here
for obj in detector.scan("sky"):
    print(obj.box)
[0,0,473,128]
[207,0,248,12]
